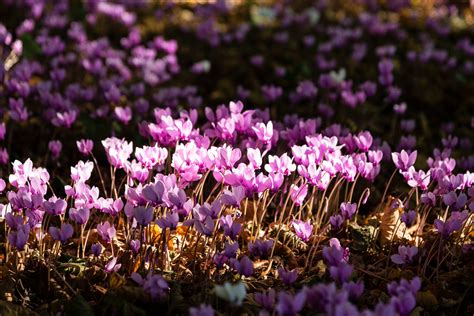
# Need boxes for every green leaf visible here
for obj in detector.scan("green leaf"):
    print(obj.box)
[20,34,41,59]
[65,295,94,316]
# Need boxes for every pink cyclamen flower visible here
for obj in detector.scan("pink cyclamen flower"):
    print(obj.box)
[42,197,67,216]
[114,106,132,124]
[105,257,121,273]
[323,238,350,266]
[434,210,469,238]
[71,161,94,183]
[340,202,357,220]
[278,267,298,285]
[392,150,417,172]
[0,178,6,193]
[76,139,94,156]
[48,140,62,159]
[49,223,74,243]
[291,219,313,242]
[7,224,30,250]
[391,245,418,264]
[289,184,308,206]
[96,221,116,243]
[252,121,273,144]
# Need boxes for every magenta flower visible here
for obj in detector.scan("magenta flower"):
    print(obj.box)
[220,186,246,207]
[278,267,298,285]
[189,304,215,316]
[276,291,306,316]
[330,215,343,230]
[289,183,308,206]
[291,219,313,242]
[132,206,154,226]
[232,256,254,277]
[48,140,62,159]
[391,150,417,172]
[329,262,353,283]
[252,121,274,144]
[7,224,30,250]
[69,207,90,225]
[156,211,179,230]
[354,131,373,152]
[0,122,5,141]
[101,137,133,169]
[49,223,74,243]
[114,106,132,124]
[42,197,67,216]
[71,161,94,183]
[142,182,165,205]
[434,210,469,238]
[0,178,5,193]
[340,202,357,220]
[391,245,418,264]
[76,139,94,156]
[401,210,417,227]
[105,257,121,273]
[323,238,349,266]
[96,221,116,243]
[91,243,102,256]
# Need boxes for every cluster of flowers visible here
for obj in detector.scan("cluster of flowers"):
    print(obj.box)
[2,99,473,314]
[0,0,473,314]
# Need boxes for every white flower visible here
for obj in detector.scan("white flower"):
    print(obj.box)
[214,281,246,306]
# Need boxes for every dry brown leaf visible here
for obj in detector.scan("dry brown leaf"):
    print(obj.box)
[379,196,408,245]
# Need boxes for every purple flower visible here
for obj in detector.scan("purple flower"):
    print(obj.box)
[76,139,94,156]
[42,197,67,216]
[49,223,74,243]
[400,210,416,227]
[96,221,116,243]
[392,150,417,172]
[248,239,273,258]
[105,257,121,273]
[291,219,313,242]
[434,210,469,238]
[276,291,306,316]
[255,289,276,312]
[354,131,373,152]
[420,192,436,206]
[330,215,344,230]
[391,245,418,264]
[132,206,154,226]
[219,215,241,240]
[142,181,165,205]
[289,184,308,206]
[7,224,30,250]
[278,267,298,285]
[132,273,169,300]
[91,243,102,256]
[387,277,421,316]
[130,239,140,253]
[329,262,353,283]
[114,106,132,125]
[220,185,246,207]
[340,202,357,220]
[189,304,215,316]
[323,238,349,266]
[48,140,62,159]
[156,211,179,230]
[232,256,254,277]
[69,207,90,225]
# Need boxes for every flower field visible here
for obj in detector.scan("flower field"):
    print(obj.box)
[0,0,473,315]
